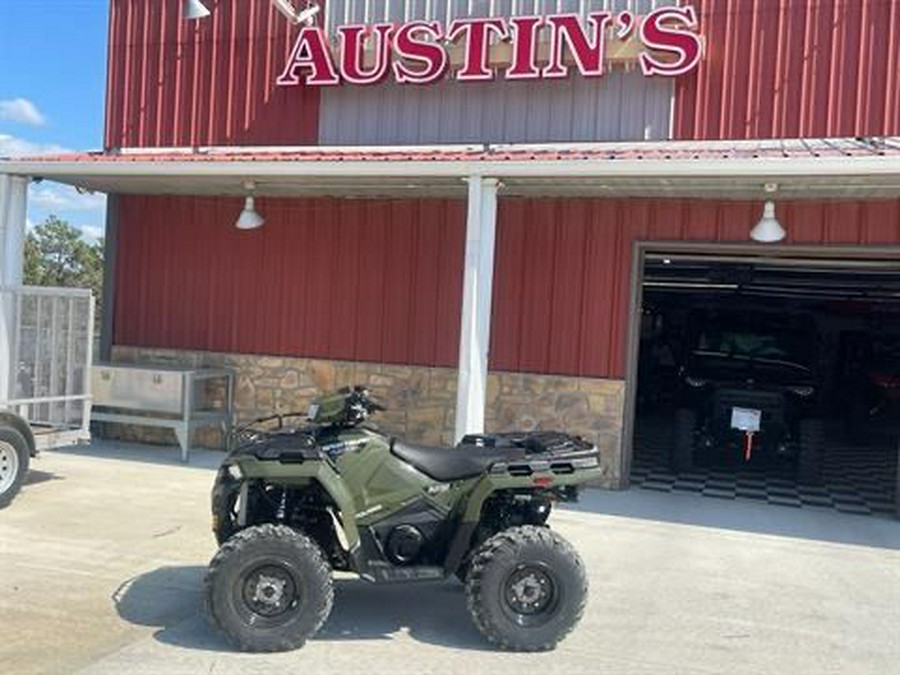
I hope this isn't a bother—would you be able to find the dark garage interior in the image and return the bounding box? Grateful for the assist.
[631,252,900,517]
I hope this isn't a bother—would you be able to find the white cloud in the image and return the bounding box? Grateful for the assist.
[30,183,106,212]
[0,133,68,158]
[77,224,106,242]
[0,98,46,127]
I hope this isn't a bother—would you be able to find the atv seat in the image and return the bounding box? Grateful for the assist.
[391,441,527,482]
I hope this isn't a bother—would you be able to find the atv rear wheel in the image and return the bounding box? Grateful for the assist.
[672,409,696,473]
[205,524,333,652]
[0,427,30,508]
[465,525,587,651]
[797,419,825,485]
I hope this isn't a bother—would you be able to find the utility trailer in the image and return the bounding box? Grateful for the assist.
[0,286,94,506]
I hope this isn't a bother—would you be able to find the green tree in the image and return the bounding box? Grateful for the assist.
[24,215,104,312]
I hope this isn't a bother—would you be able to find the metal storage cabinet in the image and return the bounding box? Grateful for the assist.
[91,364,234,462]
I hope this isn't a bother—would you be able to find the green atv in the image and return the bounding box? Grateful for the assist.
[206,387,601,652]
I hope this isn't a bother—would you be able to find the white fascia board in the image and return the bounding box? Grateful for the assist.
[2,156,900,182]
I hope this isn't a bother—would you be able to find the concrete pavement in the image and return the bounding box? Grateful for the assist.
[2,442,899,675]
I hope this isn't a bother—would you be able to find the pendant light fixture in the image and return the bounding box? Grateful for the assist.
[750,183,786,243]
[186,1,320,25]
[272,0,321,25]
[183,0,211,21]
[236,181,265,230]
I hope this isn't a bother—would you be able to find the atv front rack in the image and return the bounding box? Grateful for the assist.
[228,412,310,452]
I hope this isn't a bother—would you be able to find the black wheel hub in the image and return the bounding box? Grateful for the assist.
[503,564,558,623]
[241,565,299,618]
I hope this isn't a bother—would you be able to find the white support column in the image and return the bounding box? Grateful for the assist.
[454,176,499,442]
[0,174,29,403]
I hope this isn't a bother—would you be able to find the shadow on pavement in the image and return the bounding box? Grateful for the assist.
[23,469,63,487]
[114,565,488,653]
[565,488,900,550]
[52,440,224,471]
[319,578,488,650]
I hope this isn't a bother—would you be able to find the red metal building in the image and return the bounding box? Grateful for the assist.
[3,0,900,487]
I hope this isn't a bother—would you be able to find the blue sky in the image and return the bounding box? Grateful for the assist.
[0,1,110,240]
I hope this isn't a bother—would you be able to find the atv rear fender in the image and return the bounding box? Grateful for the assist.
[442,465,603,575]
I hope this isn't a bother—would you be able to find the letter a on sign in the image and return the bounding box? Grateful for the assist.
[277,27,340,86]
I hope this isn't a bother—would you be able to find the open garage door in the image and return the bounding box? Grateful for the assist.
[628,249,900,518]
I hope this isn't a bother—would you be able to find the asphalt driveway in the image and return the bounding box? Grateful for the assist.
[2,442,899,675]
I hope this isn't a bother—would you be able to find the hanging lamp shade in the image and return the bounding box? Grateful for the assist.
[184,0,211,20]
[236,195,265,230]
[750,200,786,243]
[272,0,321,25]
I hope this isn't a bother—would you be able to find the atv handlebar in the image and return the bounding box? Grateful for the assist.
[228,388,389,451]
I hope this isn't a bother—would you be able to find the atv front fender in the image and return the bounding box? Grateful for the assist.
[230,456,361,548]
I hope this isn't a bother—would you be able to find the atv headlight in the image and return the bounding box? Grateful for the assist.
[216,463,242,482]
[685,376,708,389]
[789,386,815,398]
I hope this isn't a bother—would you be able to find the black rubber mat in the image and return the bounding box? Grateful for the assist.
[631,416,898,517]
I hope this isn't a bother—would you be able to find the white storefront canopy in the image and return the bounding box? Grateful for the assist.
[3,137,900,439]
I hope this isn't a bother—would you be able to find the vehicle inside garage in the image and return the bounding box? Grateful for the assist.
[631,252,900,516]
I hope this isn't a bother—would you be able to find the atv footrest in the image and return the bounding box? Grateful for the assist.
[365,565,445,583]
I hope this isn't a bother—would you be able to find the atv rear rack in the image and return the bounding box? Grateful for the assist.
[489,454,600,477]
[461,431,594,456]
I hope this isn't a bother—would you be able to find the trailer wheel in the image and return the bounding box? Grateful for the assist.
[0,426,30,508]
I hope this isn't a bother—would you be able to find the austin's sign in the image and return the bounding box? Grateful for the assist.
[277,7,703,87]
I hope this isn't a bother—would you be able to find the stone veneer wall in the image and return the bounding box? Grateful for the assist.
[108,347,626,487]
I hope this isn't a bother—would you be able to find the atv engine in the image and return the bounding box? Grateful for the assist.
[369,500,448,566]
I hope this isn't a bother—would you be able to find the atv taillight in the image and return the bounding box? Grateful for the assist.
[532,476,554,487]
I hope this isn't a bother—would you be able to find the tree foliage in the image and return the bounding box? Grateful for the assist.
[24,215,104,306]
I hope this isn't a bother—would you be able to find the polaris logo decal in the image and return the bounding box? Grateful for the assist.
[356,504,384,519]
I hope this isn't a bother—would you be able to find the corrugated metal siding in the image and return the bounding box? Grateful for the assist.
[319,72,673,144]
[105,0,321,149]
[490,198,900,379]
[114,195,466,367]
[674,0,900,140]
[114,195,900,379]
[320,0,677,145]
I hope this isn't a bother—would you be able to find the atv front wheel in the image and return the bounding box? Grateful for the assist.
[205,524,333,652]
[0,427,30,508]
[466,525,587,651]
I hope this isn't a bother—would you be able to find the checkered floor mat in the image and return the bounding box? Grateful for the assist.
[631,416,898,517]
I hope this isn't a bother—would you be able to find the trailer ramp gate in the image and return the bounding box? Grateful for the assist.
[1,286,94,450]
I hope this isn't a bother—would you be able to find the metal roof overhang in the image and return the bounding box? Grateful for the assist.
[3,139,900,201]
